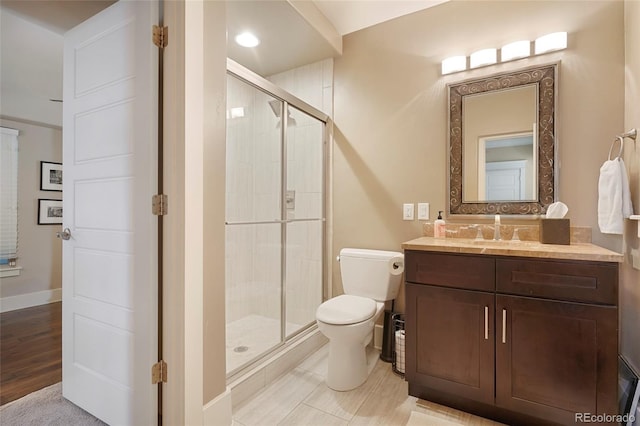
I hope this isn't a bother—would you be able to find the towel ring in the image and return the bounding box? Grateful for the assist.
[608,136,624,160]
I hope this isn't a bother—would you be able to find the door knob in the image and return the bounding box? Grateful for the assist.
[56,228,71,240]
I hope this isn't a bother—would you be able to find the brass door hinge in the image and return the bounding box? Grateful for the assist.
[152,360,167,384]
[153,25,168,48]
[152,194,168,216]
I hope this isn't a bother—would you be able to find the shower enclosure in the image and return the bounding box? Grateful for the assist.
[225,61,328,376]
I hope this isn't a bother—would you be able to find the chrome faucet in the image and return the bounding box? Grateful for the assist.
[493,215,501,241]
[471,224,484,240]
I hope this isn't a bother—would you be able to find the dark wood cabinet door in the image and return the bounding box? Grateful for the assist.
[496,295,618,425]
[406,283,495,404]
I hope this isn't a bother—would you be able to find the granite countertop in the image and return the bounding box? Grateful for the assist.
[401,236,624,263]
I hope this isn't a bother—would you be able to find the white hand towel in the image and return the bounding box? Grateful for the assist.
[598,158,634,234]
[620,158,634,219]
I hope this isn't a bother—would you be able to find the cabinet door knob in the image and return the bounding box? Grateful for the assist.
[502,309,507,344]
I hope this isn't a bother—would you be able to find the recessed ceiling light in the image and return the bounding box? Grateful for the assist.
[235,32,260,48]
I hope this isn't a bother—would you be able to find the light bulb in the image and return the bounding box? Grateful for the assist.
[470,48,497,69]
[535,32,567,54]
[441,56,466,75]
[501,40,531,61]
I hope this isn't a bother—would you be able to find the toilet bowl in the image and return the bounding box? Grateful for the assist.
[315,249,404,391]
[316,294,384,391]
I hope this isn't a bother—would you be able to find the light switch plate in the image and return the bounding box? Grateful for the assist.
[418,203,430,220]
[403,203,414,221]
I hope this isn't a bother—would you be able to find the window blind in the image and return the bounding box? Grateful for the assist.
[0,127,19,260]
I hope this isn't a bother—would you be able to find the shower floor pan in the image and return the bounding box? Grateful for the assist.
[226,314,303,373]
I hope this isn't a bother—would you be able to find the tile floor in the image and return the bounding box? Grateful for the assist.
[232,344,502,426]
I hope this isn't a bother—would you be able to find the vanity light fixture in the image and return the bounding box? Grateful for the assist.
[501,40,531,61]
[235,31,260,48]
[470,48,497,69]
[534,32,567,54]
[441,56,467,75]
[441,32,567,75]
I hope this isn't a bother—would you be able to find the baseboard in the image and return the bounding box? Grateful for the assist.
[0,288,62,313]
[203,386,232,426]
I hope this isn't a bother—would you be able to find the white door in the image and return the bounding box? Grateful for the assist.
[62,1,158,424]
[485,160,526,201]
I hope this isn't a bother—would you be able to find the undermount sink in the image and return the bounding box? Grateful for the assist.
[470,239,537,247]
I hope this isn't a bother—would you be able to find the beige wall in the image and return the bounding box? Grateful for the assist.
[333,0,625,313]
[622,0,640,373]
[0,11,63,127]
[163,0,228,422]
[202,0,228,406]
[0,118,62,301]
[163,0,187,422]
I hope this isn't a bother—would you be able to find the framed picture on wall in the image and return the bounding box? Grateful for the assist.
[38,199,63,225]
[40,161,63,191]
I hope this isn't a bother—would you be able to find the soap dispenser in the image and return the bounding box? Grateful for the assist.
[434,211,446,238]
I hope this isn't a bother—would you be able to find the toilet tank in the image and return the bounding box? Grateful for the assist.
[339,248,404,302]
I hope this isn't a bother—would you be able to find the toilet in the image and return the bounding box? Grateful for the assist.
[316,248,404,391]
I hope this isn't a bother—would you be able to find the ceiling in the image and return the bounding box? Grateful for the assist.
[227,1,339,76]
[1,0,445,36]
[0,0,116,34]
[227,0,447,76]
[0,0,446,126]
[314,0,446,36]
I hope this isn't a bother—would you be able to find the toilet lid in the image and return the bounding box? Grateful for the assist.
[316,295,377,325]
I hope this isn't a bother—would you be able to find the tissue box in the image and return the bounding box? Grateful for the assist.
[540,218,570,245]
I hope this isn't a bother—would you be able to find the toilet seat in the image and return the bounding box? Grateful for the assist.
[316,294,377,325]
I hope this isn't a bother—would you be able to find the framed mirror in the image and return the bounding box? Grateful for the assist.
[448,63,557,216]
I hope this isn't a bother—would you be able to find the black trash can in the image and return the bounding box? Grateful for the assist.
[380,309,395,362]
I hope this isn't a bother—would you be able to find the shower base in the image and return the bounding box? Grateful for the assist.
[226,314,303,373]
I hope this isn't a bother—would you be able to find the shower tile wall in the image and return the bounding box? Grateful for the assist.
[268,59,333,115]
[226,59,333,347]
[226,76,282,326]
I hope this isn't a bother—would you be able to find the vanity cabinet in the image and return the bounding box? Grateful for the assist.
[405,250,618,426]
[406,284,495,404]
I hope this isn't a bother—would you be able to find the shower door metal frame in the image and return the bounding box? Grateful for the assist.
[225,59,329,377]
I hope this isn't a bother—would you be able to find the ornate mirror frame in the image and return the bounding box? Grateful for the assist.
[448,63,558,216]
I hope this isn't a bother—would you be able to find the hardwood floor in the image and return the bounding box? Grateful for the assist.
[0,302,62,405]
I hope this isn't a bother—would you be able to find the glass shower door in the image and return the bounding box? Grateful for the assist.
[225,68,327,376]
[284,106,324,338]
[225,74,283,374]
